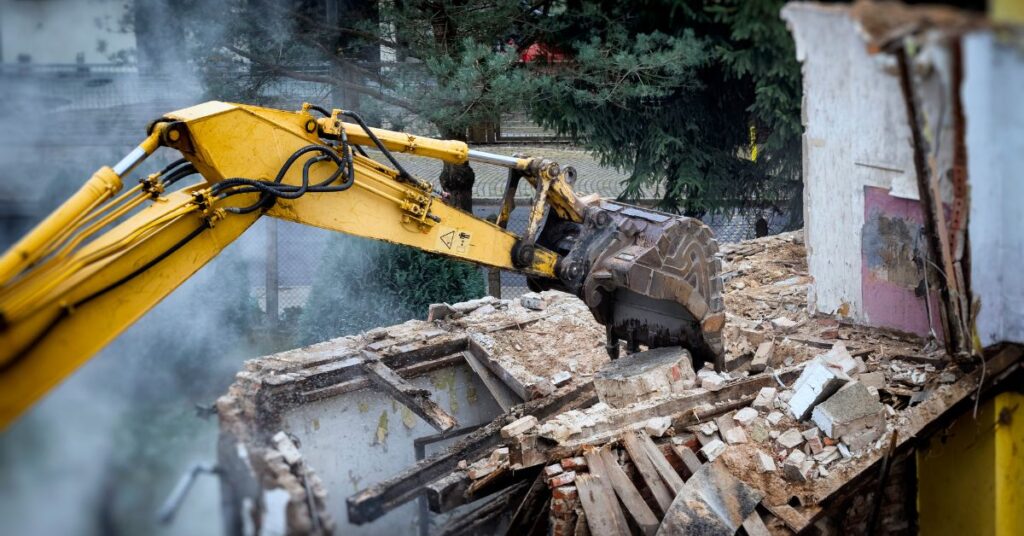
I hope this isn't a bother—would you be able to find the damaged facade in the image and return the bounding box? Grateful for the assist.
[212,2,1024,535]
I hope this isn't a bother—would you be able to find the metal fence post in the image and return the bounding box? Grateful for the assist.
[266,219,279,327]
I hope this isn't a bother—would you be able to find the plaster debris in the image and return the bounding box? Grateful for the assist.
[644,416,673,437]
[752,387,778,411]
[501,415,538,439]
[751,341,774,373]
[789,358,851,419]
[724,427,749,445]
[755,450,777,473]
[272,432,302,466]
[778,428,805,449]
[734,407,760,427]
[858,371,886,390]
[766,411,785,426]
[783,450,810,482]
[550,370,572,387]
[772,317,800,331]
[701,438,728,461]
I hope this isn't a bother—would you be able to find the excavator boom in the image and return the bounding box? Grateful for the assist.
[0,101,723,428]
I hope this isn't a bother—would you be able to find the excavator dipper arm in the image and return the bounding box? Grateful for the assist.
[0,101,723,428]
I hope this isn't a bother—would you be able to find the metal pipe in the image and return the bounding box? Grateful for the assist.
[467,149,522,169]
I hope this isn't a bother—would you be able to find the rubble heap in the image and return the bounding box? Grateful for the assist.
[217,230,1020,535]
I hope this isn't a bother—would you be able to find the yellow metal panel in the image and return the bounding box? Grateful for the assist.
[992,0,1024,25]
[995,392,1023,535]
[917,398,996,536]
[918,391,1024,536]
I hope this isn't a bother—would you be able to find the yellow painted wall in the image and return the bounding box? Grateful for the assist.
[918,392,1023,536]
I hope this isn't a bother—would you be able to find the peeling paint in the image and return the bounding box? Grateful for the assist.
[400,406,416,429]
[374,410,389,446]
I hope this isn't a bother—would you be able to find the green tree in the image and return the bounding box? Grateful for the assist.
[181,0,533,210]
[525,0,802,219]
[298,234,484,344]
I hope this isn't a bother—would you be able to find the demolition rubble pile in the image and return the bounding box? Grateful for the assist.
[218,230,1018,535]
[422,231,976,534]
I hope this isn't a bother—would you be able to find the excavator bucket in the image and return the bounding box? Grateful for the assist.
[533,200,726,371]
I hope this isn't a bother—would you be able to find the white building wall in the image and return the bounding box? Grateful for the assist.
[964,32,1024,346]
[782,4,917,323]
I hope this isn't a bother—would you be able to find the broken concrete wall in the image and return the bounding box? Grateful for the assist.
[783,3,953,337]
[964,30,1024,346]
[279,364,502,535]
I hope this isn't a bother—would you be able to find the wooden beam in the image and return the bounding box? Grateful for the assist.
[436,480,530,536]
[575,474,630,536]
[671,444,703,479]
[505,474,550,535]
[635,433,684,494]
[361,351,457,432]
[462,350,522,411]
[621,433,674,513]
[586,447,659,535]
[741,512,772,536]
[347,382,596,525]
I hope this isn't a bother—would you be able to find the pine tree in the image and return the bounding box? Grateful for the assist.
[525,0,802,219]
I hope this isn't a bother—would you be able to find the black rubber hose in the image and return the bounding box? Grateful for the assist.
[308,105,331,117]
[340,111,413,182]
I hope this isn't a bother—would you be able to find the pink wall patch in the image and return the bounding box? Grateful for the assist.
[861,186,944,338]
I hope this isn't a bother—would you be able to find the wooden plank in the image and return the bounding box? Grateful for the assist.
[620,433,674,513]
[436,480,530,536]
[581,448,626,532]
[505,474,549,536]
[575,475,629,536]
[741,512,772,536]
[671,445,703,478]
[636,433,684,494]
[462,350,523,411]
[361,351,456,432]
[589,447,659,535]
[347,382,596,525]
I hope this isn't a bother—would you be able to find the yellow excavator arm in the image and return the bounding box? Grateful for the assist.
[0,101,724,428]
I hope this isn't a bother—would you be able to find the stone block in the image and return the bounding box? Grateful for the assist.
[520,292,549,311]
[777,428,804,449]
[751,341,774,373]
[501,415,538,439]
[724,427,749,445]
[644,416,672,437]
[789,360,850,420]
[593,347,696,407]
[550,370,572,387]
[427,303,456,321]
[857,371,886,390]
[701,371,727,391]
[734,407,759,426]
[755,450,777,473]
[766,411,785,426]
[811,382,886,451]
[782,450,808,481]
